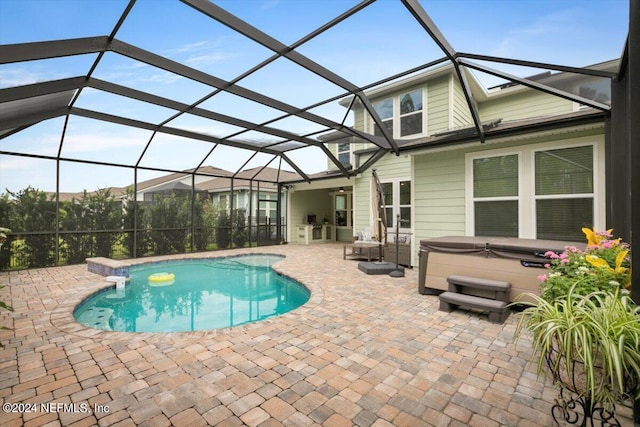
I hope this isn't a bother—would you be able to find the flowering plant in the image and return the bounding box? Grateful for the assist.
[538,228,631,302]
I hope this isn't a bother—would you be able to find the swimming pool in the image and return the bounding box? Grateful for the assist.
[74,255,310,333]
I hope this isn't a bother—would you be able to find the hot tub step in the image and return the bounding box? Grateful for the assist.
[439,291,510,324]
[446,275,511,303]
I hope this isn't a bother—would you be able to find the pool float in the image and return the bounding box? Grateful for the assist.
[148,272,175,286]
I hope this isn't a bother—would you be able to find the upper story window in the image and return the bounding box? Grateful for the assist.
[337,142,351,167]
[399,90,423,136]
[550,76,611,111]
[372,98,393,138]
[371,89,424,138]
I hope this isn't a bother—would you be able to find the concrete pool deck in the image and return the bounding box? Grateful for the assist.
[0,243,635,426]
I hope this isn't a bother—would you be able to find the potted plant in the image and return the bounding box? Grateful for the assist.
[514,228,640,424]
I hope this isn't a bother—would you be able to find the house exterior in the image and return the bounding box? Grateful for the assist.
[132,166,298,226]
[292,61,616,267]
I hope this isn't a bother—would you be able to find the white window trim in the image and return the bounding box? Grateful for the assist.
[367,88,427,139]
[337,142,352,167]
[333,191,353,228]
[465,148,524,237]
[465,138,605,238]
[529,141,605,236]
[380,177,412,233]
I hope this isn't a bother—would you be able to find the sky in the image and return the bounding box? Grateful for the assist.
[0,0,630,194]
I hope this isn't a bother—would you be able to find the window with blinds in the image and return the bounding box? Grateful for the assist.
[535,146,594,240]
[472,154,519,237]
[468,144,596,241]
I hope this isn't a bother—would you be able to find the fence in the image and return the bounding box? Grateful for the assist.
[0,223,287,271]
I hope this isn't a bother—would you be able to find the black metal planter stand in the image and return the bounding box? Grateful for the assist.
[545,349,636,427]
[551,387,621,427]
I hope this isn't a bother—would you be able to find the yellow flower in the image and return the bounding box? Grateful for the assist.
[585,250,630,289]
[582,227,614,247]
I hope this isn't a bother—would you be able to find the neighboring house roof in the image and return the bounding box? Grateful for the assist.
[45,167,298,201]
[198,167,301,192]
[46,187,127,202]
[136,165,233,192]
[54,192,82,202]
[146,180,197,193]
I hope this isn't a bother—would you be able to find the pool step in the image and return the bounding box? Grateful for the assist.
[76,307,113,330]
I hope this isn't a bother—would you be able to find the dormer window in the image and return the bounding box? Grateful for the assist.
[371,89,424,138]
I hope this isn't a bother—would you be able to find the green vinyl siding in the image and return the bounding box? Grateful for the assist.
[368,152,412,179]
[427,75,450,135]
[354,107,365,131]
[479,90,573,122]
[452,77,473,129]
[336,227,353,242]
[353,173,372,236]
[327,143,339,171]
[414,151,466,239]
[357,150,375,169]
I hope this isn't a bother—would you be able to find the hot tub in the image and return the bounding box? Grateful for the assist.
[418,236,584,302]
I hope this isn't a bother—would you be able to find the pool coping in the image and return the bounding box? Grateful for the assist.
[51,251,324,343]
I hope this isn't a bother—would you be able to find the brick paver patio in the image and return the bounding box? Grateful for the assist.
[0,244,634,426]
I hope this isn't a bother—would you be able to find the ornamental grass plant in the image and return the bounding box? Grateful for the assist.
[515,287,640,409]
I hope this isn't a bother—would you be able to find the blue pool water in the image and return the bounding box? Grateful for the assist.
[74,255,310,332]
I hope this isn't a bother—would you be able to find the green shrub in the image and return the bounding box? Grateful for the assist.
[9,187,57,268]
[215,209,231,249]
[232,209,247,248]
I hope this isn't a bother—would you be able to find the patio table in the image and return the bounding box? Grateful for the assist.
[343,241,383,262]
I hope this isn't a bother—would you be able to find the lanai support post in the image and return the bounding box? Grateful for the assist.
[629,0,640,423]
[610,0,639,422]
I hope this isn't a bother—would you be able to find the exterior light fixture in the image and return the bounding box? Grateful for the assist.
[339,187,345,193]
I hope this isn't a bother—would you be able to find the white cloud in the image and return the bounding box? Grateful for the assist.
[185,52,238,69]
[0,68,42,88]
[259,0,281,12]
[489,7,600,65]
[163,39,242,70]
